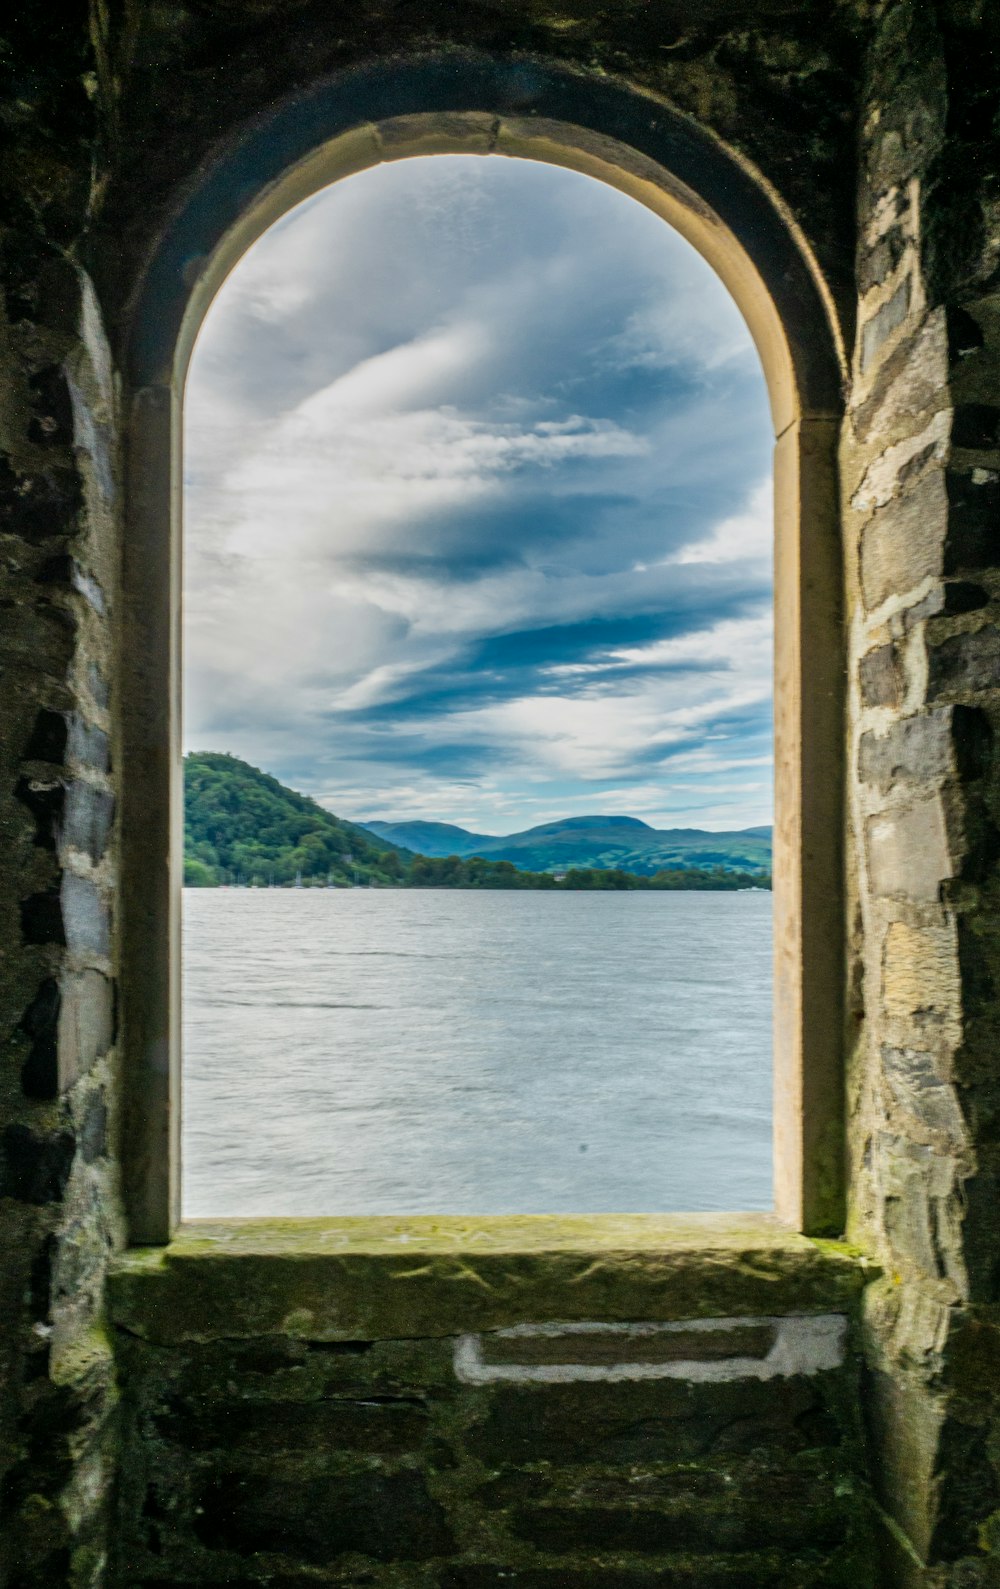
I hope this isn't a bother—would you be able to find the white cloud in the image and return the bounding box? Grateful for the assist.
[601,257,757,376]
[544,609,772,685]
[669,478,772,566]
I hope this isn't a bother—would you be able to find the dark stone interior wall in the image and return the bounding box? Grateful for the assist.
[1,9,123,1587]
[93,0,868,353]
[1,2,999,1586]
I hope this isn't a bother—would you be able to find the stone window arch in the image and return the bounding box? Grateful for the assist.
[119,56,846,1243]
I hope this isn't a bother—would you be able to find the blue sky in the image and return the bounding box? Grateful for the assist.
[184,155,773,833]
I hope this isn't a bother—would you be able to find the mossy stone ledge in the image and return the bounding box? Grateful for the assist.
[107,1213,870,1343]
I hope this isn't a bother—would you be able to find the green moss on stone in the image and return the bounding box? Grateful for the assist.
[108,1214,868,1343]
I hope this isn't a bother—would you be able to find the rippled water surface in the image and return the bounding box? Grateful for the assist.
[182,888,772,1216]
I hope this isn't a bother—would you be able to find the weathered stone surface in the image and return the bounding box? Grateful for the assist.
[60,871,111,960]
[57,967,114,1088]
[851,411,950,516]
[859,641,906,707]
[60,779,115,861]
[866,794,955,900]
[111,1294,867,1584]
[859,468,946,610]
[858,706,984,793]
[861,277,911,373]
[880,918,962,1050]
[881,1048,968,1154]
[67,713,110,772]
[509,1491,846,1554]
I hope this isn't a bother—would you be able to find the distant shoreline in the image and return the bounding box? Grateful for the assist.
[185,872,772,893]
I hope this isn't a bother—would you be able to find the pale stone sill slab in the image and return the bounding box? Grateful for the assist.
[108,1213,871,1344]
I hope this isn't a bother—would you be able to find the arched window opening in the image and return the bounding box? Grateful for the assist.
[180,154,775,1218]
[119,78,845,1244]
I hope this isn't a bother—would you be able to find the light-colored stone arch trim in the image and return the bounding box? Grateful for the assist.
[119,69,846,1244]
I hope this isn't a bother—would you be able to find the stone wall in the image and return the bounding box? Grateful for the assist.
[1,4,999,1588]
[0,10,124,1586]
[845,2,1000,1582]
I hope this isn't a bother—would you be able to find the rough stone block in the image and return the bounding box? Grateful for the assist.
[60,779,115,861]
[874,1133,963,1284]
[866,795,954,900]
[859,709,952,792]
[58,968,114,1088]
[860,643,906,708]
[853,310,950,448]
[61,873,110,959]
[928,626,1000,698]
[881,1047,967,1153]
[67,715,110,773]
[862,1367,945,1563]
[859,224,906,294]
[86,661,109,709]
[880,918,961,1050]
[859,469,946,609]
[861,277,911,373]
[79,1093,108,1163]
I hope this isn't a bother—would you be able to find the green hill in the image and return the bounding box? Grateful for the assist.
[363,813,772,876]
[184,752,411,887]
[184,754,770,891]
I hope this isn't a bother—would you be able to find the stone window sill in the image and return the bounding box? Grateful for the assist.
[108,1213,870,1344]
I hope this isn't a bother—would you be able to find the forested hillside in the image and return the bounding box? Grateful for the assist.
[184,753,409,887]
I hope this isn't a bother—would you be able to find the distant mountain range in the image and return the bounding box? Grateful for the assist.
[361,814,772,877]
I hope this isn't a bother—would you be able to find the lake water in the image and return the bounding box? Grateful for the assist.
[182,888,772,1216]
